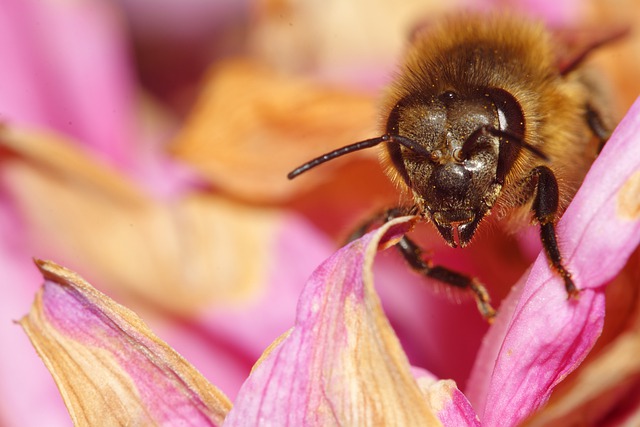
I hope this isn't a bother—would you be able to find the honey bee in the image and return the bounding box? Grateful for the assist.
[288,14,625,321]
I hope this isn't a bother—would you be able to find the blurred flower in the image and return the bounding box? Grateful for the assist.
[4,0,640,425]
[0,1,333,425]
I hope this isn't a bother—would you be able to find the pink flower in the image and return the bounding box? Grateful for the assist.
[19,97,640,425]
[5,0,640,425]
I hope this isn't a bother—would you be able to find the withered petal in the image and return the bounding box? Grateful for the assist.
[20,260,232,426]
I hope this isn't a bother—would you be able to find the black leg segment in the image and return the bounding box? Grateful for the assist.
[396,235,496,321]
[531,166,578,297]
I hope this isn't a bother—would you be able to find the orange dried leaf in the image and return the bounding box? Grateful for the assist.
[170,59,379,202]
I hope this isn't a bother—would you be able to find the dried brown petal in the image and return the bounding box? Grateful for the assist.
[1,126,277,314]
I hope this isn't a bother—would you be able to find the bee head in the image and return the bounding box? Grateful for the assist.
[287,88,539,248]
[384,88,527,247]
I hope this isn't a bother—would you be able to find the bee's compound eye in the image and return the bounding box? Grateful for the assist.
[486,88,525,139]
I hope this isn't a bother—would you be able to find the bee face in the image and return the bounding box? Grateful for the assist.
[384,88,524,247]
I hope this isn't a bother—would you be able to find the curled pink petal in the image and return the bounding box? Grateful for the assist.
[468,97,640,425]
[224,217,454,426]
[20,260,231,426]
[426,381,481,427]
[412,370,481,427]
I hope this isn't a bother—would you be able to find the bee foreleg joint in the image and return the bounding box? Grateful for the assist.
[396,235,497,322]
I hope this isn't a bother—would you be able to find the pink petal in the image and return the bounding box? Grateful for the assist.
[224,217,452,426]
[468,97,640,425]
[0,0,137,167]
[20,260,231,426]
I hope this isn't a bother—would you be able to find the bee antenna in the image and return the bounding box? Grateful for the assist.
[287,136,385,179]
[287,134,429,179]
[485,128,548,160]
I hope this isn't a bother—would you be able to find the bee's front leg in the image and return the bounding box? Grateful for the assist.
[396,235,497,322]
[530,165,578,297]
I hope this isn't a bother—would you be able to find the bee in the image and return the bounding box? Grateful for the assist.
[288,14,625,321]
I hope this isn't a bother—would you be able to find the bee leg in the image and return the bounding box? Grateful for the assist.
[345,206,413,243]
[586,103,610,152]
[396,235,496,322]
[530,166,578,297]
